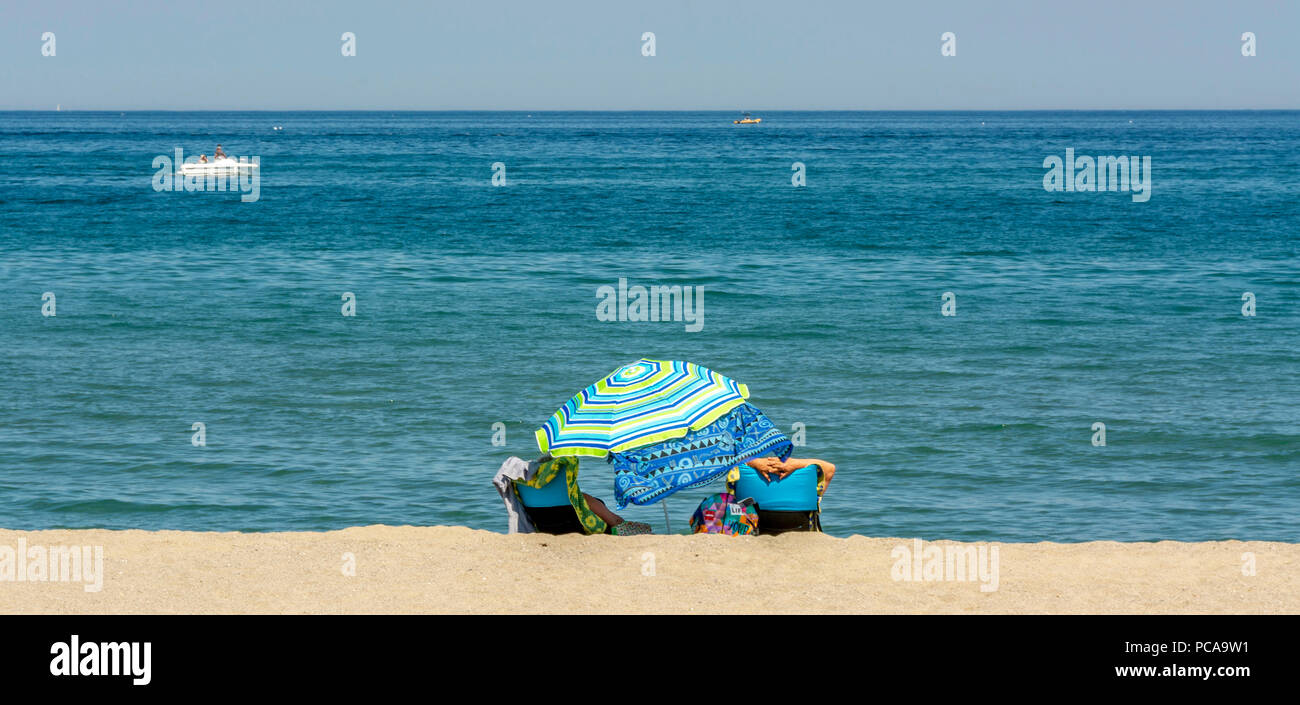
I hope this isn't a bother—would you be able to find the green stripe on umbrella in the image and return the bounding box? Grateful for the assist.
[535,359,751,458]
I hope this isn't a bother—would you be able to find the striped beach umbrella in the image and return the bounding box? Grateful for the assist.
[535,359,752,458]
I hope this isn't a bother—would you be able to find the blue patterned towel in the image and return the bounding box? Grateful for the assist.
[610,402,792,508]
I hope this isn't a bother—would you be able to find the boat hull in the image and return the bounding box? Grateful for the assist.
[179,159,258,175]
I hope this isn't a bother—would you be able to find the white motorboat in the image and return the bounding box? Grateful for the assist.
[179,157,259,176]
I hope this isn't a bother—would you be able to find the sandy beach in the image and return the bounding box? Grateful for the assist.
[1,526,1296,614]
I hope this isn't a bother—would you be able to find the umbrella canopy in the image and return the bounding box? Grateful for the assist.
[609,400,792,508]
[535,359,752,458]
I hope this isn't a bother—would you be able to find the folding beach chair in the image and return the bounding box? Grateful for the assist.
[512,456,608,535]
[727,463,825,535]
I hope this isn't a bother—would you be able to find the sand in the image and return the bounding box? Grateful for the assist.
[1,526,1295,614]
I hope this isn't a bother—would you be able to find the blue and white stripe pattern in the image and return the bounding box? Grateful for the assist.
[535,359,752,458]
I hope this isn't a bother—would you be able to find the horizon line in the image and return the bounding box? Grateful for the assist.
[6,108,1300,113]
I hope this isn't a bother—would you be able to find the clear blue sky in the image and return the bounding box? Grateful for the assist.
[3,0,1296,110]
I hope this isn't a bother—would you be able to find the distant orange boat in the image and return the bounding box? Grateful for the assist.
[733,112,762,124]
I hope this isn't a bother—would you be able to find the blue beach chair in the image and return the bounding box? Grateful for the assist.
[727,463,825,535]
[510,456,613,535]
[514,467,596,535]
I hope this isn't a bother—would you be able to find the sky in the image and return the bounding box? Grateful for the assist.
[2,0,1297,110]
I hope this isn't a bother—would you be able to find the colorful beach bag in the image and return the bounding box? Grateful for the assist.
[689,493,759,536]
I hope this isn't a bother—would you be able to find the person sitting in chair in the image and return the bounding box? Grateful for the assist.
[495,455,652,536]
[728,456,836,535]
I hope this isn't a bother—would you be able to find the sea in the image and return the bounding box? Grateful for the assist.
[1,110,1297,541]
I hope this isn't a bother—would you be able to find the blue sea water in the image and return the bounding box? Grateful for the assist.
[1,110,1297,541]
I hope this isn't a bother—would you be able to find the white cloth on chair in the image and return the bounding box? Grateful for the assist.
[492,455,544,534]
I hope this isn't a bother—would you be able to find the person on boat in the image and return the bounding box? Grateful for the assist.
[198,154,208,163]
[214,144,227,159]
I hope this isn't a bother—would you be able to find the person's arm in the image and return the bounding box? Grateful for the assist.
[780,458,835,487]
[813,460,835,488]
[746,456,784,480]
[582,493,624,527]
[749,456,804,480]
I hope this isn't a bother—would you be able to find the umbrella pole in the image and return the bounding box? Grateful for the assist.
[662,500,671,534]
